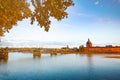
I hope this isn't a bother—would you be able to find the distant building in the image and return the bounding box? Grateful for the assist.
[67,45,69,49]
[61,45,69,50]
[106,45,112,47]
[86,38,92,47]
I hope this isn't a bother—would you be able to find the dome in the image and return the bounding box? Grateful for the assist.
[86,38,92,47]
[86,38,91,44]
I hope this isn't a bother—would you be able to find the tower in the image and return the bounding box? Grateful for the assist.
[86,38,92,48]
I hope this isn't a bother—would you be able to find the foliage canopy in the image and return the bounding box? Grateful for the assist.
[0,0,74,36]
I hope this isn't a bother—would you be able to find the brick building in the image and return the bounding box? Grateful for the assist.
[86,38,92,47]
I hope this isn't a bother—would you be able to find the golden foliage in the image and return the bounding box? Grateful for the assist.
[0,0,31,36]
[0,0,74,36]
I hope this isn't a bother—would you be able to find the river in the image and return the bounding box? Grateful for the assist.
[0,52,120,80]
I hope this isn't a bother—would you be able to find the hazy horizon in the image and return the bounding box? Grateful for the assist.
[0,38,120,48]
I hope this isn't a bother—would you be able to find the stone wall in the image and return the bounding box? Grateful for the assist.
[83,47,120,53]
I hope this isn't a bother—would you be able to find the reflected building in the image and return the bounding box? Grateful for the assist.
[87,54,94,80]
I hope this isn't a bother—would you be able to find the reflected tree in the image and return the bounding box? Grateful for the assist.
[0,0,74,36]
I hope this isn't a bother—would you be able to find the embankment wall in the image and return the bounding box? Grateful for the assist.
[83,47,120,53]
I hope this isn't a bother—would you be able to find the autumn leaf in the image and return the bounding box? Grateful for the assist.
[0,0,74,36]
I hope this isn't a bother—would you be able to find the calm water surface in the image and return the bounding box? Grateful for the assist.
[0,52,120,80]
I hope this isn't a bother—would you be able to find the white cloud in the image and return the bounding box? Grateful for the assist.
[78,13,87,16]
[78,13,91,17]
[94,1,99,5]
[97,18,112,23]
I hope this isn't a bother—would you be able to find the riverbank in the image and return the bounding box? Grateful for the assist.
[82,47,120,53]
[104,55,120,58]
[1,47,120,54]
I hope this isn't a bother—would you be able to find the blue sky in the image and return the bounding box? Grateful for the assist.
[2,0,120,47]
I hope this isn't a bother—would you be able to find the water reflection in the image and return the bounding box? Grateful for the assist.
[0,59,9,79]
[87,54,94,80]
[0,58,8,63]
[0,52,120,80]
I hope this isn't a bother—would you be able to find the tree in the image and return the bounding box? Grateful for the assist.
[0,0,74,36]
[0,0,32,36]
[79,45,85,52]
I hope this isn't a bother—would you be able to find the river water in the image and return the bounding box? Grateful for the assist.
[0,52,120,80]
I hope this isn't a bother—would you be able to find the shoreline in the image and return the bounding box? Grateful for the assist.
[104,55,120,58]
[1,47,120,54]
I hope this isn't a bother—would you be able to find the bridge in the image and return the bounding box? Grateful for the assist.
[0,47,8,62]
[1,47,120,60]
[0,47,71,59]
